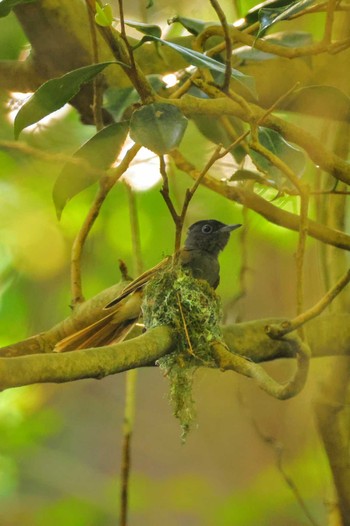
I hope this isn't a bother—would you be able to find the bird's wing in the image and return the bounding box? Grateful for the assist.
[54,291,142,352]
[105,255,172,308]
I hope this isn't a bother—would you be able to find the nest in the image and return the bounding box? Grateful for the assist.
[142,264,224,439]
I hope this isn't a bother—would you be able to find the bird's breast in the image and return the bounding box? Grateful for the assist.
[180,249,220,289]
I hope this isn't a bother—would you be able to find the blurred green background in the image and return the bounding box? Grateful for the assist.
[0,0,335,525]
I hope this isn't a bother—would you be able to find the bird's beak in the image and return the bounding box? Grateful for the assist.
[219,223,242,232]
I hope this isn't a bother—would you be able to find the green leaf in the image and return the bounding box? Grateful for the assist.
[285,85,350,122]
[95,3,113,27]
[53,122,129,218]
[168,16,217,36]
[0,0,36,17]
[130,103,187,154]
[133,35,256,96]
[230,169,271,185]
[104,75,165,120]
[124,19,162,38]
[250,127,306,187]
[14,62,123,138]
[258,0,316,35]
[244,0,297,27]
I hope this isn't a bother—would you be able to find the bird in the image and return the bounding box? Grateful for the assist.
[54,220,241,352]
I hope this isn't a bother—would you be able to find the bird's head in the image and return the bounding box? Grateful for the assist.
[184,220,241,255]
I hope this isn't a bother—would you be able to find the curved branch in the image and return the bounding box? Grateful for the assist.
[167,92,350,186]
[170,150,350,251]
[211,333,310,400]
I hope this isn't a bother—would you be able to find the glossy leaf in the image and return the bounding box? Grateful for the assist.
[133,35,256,95]
[168,16,217,36]
[14,62,122,138]
[124,19,162,38]
[243,0,296,27]
[53,122,129,218]
[95,3,113,27]
[250,127,306,187]
[130,103,187,154]
[258,0,316,35]
[0,0,36,17]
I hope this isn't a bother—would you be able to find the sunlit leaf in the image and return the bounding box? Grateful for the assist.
[285,85,350,121]
[14,62,124,138]
[53,122,129,218]
[124,19,161,38]
[130,103,187,154]
[258,0,316,35]
[95,3,113,27]
[0,0,36,17]
[133,35,256,95]
[244,0,297,27]
[168,15,217,36]
[250,127,306,187]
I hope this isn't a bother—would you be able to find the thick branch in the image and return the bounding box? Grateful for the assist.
[167,93,350,186]
[1,314,350,391]
[0,327,177,390]
[0,60,43,91]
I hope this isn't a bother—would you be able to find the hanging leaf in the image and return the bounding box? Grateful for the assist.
[250,127,306,187]
[258,0,316,36]
[124,19,162,38]
[242,0,294,26]
[53,122,129,219]
[104,75,165,121]
[130,103,187,154]
[168,16,217,36]
[14,62,124,138]
[95,3,113,27]
[133,35,256,96]
[0,0,36,17]
[230,169,272,185]
[285,85,350,122]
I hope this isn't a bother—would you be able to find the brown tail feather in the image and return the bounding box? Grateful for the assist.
[55,292,142,352]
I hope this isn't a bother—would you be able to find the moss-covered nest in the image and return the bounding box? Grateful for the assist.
[142,264,225,439]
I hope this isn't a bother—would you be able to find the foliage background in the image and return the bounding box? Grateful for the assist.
[0,0,344,524]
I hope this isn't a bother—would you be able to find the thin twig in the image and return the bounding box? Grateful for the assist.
[209,0,233,92]
[119,182,143,526]
[176,292,195,356]
[70,144,141,306]
[266,268,350,338]
[322,0,337,45]
[252,423,321,526]
[295,188,310,339]
[86,1,104,131]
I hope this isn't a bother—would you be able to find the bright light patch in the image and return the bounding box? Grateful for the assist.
[162,73,178,88]
[117,137,161,191]
[233,18,246,28]
[7,92,71,132]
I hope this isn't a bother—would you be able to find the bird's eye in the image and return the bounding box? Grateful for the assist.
[201,224,213,234]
